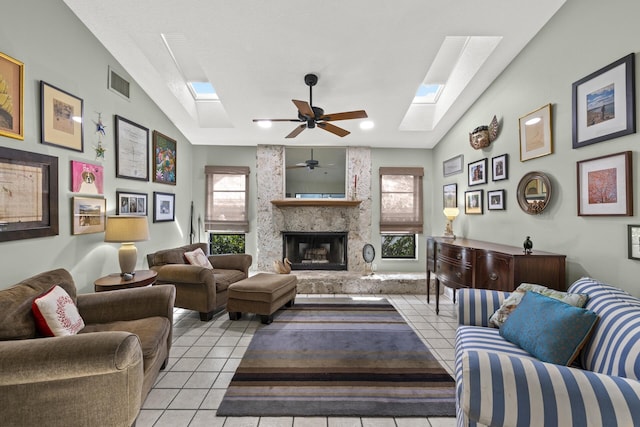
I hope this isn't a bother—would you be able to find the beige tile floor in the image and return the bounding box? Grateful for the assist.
[136,293,458,427]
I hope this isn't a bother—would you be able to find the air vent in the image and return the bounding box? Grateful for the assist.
[108,66,130,100]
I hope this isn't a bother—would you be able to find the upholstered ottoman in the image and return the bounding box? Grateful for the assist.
[227,273,297,324]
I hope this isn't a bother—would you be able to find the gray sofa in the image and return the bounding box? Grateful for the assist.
[0,268,175,427]
[455,277,640,426]
[147,243,252,320]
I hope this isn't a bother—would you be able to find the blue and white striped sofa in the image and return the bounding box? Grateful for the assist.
[454,277,640,427]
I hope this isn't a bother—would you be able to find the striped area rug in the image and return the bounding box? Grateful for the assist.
[217,298,456,417]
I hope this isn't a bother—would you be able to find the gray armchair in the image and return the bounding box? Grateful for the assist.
[147,243,252,320]
[0,268,175,427]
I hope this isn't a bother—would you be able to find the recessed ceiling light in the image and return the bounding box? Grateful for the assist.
[256,120,272,128]
[360,120,374,130]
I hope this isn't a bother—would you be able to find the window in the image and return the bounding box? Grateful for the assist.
[205,166,249,232]
[381,234,417,259]
[209,233,245,255]
[379,167,424,234]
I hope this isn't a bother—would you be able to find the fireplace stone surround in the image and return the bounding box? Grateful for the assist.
[256,145,371,273]
[255,145,426,294]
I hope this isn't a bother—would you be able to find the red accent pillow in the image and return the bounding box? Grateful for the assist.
[32,285,85,336]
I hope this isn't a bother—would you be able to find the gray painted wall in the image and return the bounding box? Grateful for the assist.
[432,0,640,295]
[0,0,194,292]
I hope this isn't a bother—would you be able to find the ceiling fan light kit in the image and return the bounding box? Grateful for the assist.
[253,73,368,138]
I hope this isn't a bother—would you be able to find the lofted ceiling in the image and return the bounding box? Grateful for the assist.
[63,0,566,149]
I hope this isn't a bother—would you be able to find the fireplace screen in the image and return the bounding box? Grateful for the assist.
[282,231,347,270]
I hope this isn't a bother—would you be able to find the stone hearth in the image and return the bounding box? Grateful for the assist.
[292,271,427,294]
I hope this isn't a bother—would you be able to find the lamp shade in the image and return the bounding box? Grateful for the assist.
[105,216,150,243]
[443,207,460,219]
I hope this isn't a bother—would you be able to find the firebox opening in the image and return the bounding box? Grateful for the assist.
[282,231,348,271]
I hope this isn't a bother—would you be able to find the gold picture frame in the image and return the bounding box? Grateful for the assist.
[519,103,553,162]
[0,52,24,140]
[41,81,84,152]
[72,196,106,235]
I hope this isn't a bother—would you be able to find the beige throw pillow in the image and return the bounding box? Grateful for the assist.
[184,247,213,269]
[489,283,588,328]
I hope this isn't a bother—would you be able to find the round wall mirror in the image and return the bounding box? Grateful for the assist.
[517,171,552,215]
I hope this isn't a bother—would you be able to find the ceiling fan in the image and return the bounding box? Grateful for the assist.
[253,73,368,138]
[286,149,327,171]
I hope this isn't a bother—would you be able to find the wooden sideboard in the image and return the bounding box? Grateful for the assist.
[427,237,566,314]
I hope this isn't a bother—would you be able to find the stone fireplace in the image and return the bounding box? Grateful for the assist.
[256,145,372,273]
[282,231,348,270]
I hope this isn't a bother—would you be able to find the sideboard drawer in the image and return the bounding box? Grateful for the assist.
[475,251,513,291]
[436,260,473,287]
[437,244,472,265]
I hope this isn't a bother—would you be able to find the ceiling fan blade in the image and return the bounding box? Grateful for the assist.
[292,99,314,118]
[252,118,301,122]
[317,122,350,137]
[285,124,307,138]
[319,110,368,121]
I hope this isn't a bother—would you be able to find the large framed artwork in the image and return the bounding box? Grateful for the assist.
[577,151,632,216]
[40,81,84,152]
[519,104,552,161]
[153,192,175,223]
[152,130,177,185]
[0,52,24,140]
[115,115,149,181]
[0,147,58,242]
[116,191,147,216]
[72,196,106,235]
[572,53,635,149]
[71,160,103,194]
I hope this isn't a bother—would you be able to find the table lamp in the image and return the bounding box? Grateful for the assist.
[105,216,150,276]
[443,207,459,239]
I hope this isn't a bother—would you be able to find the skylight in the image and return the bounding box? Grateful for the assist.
[413,83,444,104]
[188,81,218,100]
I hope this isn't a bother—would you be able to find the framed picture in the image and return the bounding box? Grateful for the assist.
[468,158,487,186]
[464,190,483,215]
[116,191,147,216]
[572,53,635,149]
[487,190,505,211]
[577,151,632,216]
[72,196,106,235]
[0,52,24,140]
[443,154,464,177]
[152,130,177,185]
[519,104,552,161]
[0,147,59,242]
[628,225,640,260]
[40,81,84,152]
[491,154,508,181]
[115,115,149,181]
[443,183,457,208]
[71,160,103,194]
[153,191,175,222]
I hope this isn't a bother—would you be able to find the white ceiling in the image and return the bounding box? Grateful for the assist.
[63,0,566,149]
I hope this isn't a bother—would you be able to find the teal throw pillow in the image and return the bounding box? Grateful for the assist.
[499,291,599,366]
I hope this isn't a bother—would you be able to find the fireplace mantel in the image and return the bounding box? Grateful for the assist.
[271,199,362,207]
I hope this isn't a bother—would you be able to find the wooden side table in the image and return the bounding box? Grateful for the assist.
[94,270,158,292]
